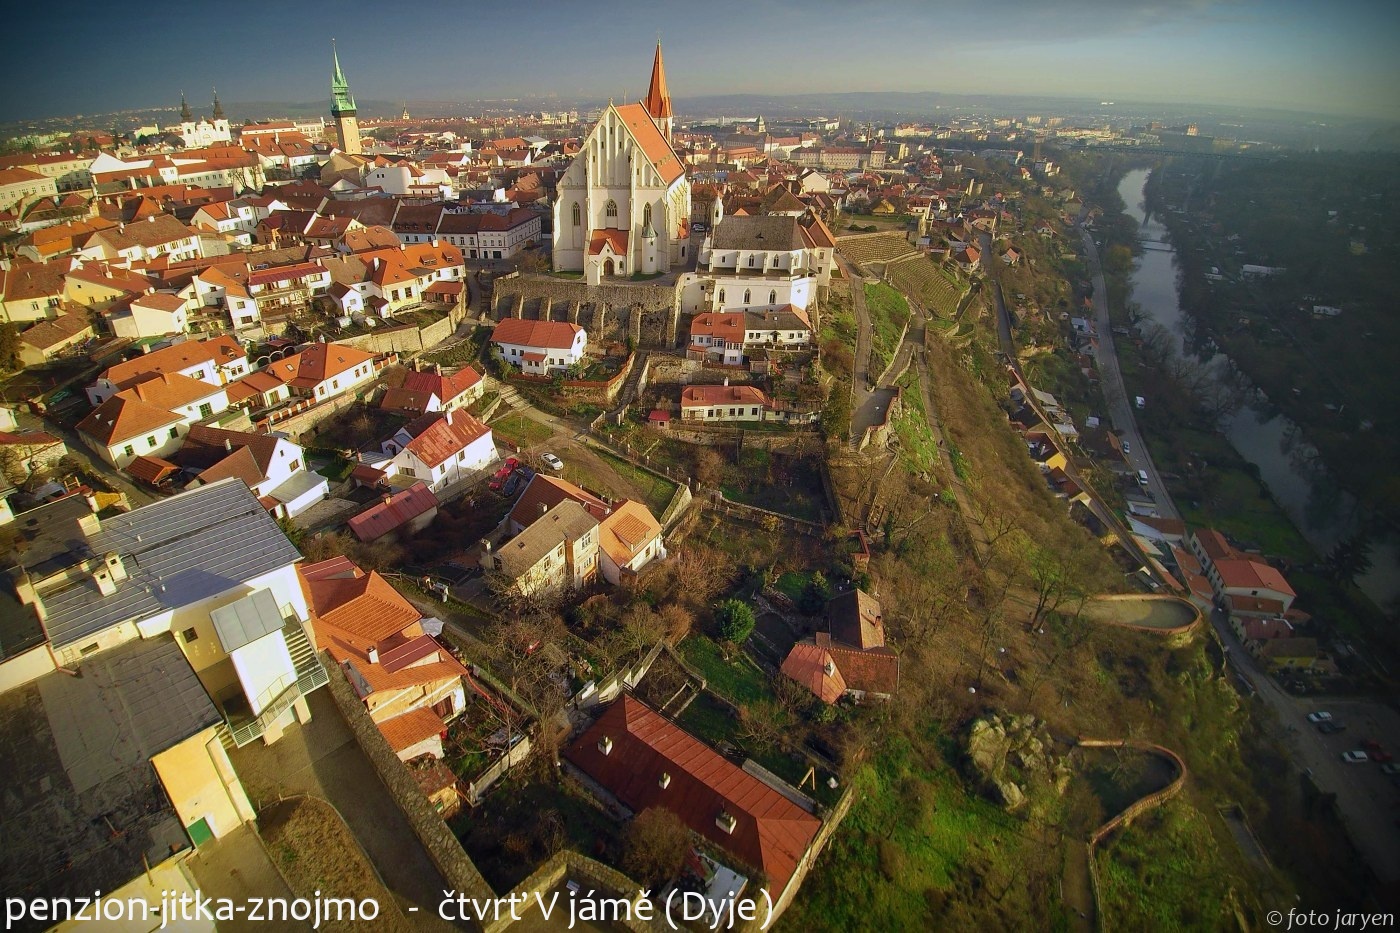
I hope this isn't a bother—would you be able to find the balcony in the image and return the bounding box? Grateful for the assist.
[221,619,329,748]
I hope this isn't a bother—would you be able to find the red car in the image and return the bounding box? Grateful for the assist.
[1361,739,1383,752]
[487,457,521,490]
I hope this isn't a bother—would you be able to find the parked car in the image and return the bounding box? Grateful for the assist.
[1379,762,1400,776]
[541,452,564,471]
[1371,749,1394,763]
[1317,721,1346,735]
[1306,711,1333,723]
[1340,750,1369,764]
[488,456,522,490]
[1361,738,1383,752]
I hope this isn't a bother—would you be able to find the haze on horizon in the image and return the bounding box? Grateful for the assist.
[6,0,1398,124]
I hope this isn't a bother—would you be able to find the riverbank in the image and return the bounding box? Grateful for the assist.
[1099,168,1395,665]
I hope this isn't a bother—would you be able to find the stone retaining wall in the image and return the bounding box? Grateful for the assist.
[492,274,679,348]
[322,654,496,910]
[333,304,466,356]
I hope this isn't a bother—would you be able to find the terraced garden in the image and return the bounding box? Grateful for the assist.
[886,255,967,318]
[836,232,917,266]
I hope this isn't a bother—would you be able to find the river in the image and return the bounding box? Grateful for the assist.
[1118,168,1399,609]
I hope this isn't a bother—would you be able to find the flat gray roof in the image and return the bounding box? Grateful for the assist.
[40,477,303,649]
[0,635,215,919]
[710,215,804,252]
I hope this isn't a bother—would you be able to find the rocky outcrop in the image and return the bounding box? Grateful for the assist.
[966,712,1071,811]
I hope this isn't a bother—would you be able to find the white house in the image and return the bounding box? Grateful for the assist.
[176,425,328,519]
[681,214,832,315]
[110,292,190,341]
[597,499,666,585]
[491,318,587,375]
[679,384,771,423]
[87,215,203,268]
[88,335,248,404]
[262,342,378,403]
[382,409,496,493]
[76,372,232,468]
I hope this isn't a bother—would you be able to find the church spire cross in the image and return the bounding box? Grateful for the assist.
[212,86,224,120]
[180,91,192,123]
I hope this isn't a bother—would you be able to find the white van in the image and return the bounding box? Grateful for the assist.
[1137,470,1150,487]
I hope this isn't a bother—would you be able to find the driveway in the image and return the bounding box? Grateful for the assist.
[185,825,303,933]
[226,689,460,928]
[835,255,876,446]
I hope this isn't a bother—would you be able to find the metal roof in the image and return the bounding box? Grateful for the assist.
[210,588,285,653]
[41,478,303,649]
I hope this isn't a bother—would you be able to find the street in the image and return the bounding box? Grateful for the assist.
[1078,227,1179,521]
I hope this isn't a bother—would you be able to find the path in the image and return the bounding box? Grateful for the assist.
[836,254,877,447]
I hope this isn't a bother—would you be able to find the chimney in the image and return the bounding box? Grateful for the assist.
[93,566,117,597]
[76,512,101,539]
[598,735,613,756]
[224,437,233,451]
[367,645,379,664]
[383,494,393,506]
[104,552,128,584]
[823,658,836,677]
[658,772,671,789]
[539,502,548,516]
[715,810,737,835]
[723,376,730,387]
[148,215,156,222]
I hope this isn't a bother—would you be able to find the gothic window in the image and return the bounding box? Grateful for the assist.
[718,289,726,304]
[743,289,751,305]
[769,290,777,305]
[572,203,581,226]
[605,200,618,219]
[642,204,652,227]
[747,255,755,267]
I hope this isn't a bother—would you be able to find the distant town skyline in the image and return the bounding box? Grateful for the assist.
[6,0,1398,124]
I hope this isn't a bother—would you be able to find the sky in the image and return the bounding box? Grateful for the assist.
[6,0,1400,123]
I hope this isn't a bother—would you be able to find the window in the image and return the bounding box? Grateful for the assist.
[769,290,777,305]
[642,203,652,227]
[743,289,751,305]
[748,254,755,267]
[403,467,416,477]
[572,202,580,226]
[169,427,179,440]
[332,379,340,390]
[181,627,198,643]
[146,435,157,447]
[123,444,134,458]
[605,200,617,219]
[289,460,300,471]
[717,289,725,304]
[198,402,213,418]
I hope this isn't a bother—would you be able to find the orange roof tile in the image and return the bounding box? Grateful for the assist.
[614,103,683,185]
[376,707,445,753]
[597,499,662,569]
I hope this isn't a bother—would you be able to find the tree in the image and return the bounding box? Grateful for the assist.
[0,323,21,372]
[693,448,724,488]
[799,571,832,614]
[1327,533,1373,586]
[621,807,691,888]
[715,599,756,645]
[672,546,730,604]
[658,603,694,642]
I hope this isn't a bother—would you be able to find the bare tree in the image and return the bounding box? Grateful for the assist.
[621,808,691,888]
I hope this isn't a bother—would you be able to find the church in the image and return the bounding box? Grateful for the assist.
[552,44,692,284]
[176,91,231,148]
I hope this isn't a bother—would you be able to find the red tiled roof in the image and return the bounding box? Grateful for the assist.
[597,499,662,569]
[76,393,183,445]
[265,341,375,389]
[376,707,446,753]
[491,317,584,351]
[814,635,900,696]
[828,589,884,650]
[615,103,683,185]
[402,409,492,469]
[587,229,629,256]
[780,642,846,704]
[690,313,745,343]
[1193,528,1237,563]
[510,473,610,529]
[126,454,179,485]
[300,555,422,642]
[680,384,770,408]
[402,365,480,404]
[348,481,439,542]
[564,696,820,893]
[100,335,243,389]
[1214,558,1295,598]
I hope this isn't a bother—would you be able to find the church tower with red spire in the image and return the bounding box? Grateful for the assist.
[644,42,673,144]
